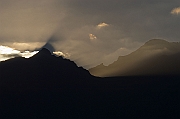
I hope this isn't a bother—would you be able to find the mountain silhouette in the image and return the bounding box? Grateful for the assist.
[0,47,180,118]
[0,48,91,79]
[41,42,55,54]
[89,39,180,77]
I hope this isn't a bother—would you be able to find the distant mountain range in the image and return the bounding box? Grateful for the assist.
[89,39,180,77]
[0,46,179,118]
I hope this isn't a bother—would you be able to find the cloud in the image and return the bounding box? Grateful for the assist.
[171,7,180,15]
[21,51,39,58]
[1,53,21,58]
[53,51,70,58]
[97,22,109,29]
[1,0,180,68]
[0,46,20,55]
[0,45,39,61]
[89,34,97,40]
[11,42,44,51]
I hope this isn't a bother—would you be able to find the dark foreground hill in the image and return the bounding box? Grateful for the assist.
[0,48,180,118]
[89,39,180,77]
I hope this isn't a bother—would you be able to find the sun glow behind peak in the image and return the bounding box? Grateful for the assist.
[0,46,20,55]
[0,45,39,61]
[21,51,39,58]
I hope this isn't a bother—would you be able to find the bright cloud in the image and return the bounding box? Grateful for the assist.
[89,34,97,40]
[0,46,20,55]
[171,7,180,15]
[53,51,70,58]
[97,22,109,29]
[12,42,44,51]
[21,51,39,58]
[1,0,180,68]
[0,45,39,61]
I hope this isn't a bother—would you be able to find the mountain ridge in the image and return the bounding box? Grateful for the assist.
[89,39,180,77]
[0,45,180,118]
[0,48,92,81]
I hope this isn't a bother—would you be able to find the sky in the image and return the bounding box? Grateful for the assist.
[0,0,180,68]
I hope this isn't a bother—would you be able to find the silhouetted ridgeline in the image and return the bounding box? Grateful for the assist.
[0,48,180,118]
[89,39,180,77]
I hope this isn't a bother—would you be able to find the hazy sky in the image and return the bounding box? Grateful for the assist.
[0,0,180,68]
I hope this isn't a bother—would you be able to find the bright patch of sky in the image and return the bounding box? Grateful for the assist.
[0,45,71,61]
[0,45,39,61]
[0,46,20,55]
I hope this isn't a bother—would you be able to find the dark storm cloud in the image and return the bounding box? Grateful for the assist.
[1,0,180,68]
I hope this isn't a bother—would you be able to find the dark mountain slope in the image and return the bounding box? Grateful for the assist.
[0,48,95,103]
[0,48,179,118]
[0,48,91,80]
[89,39,180,77]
